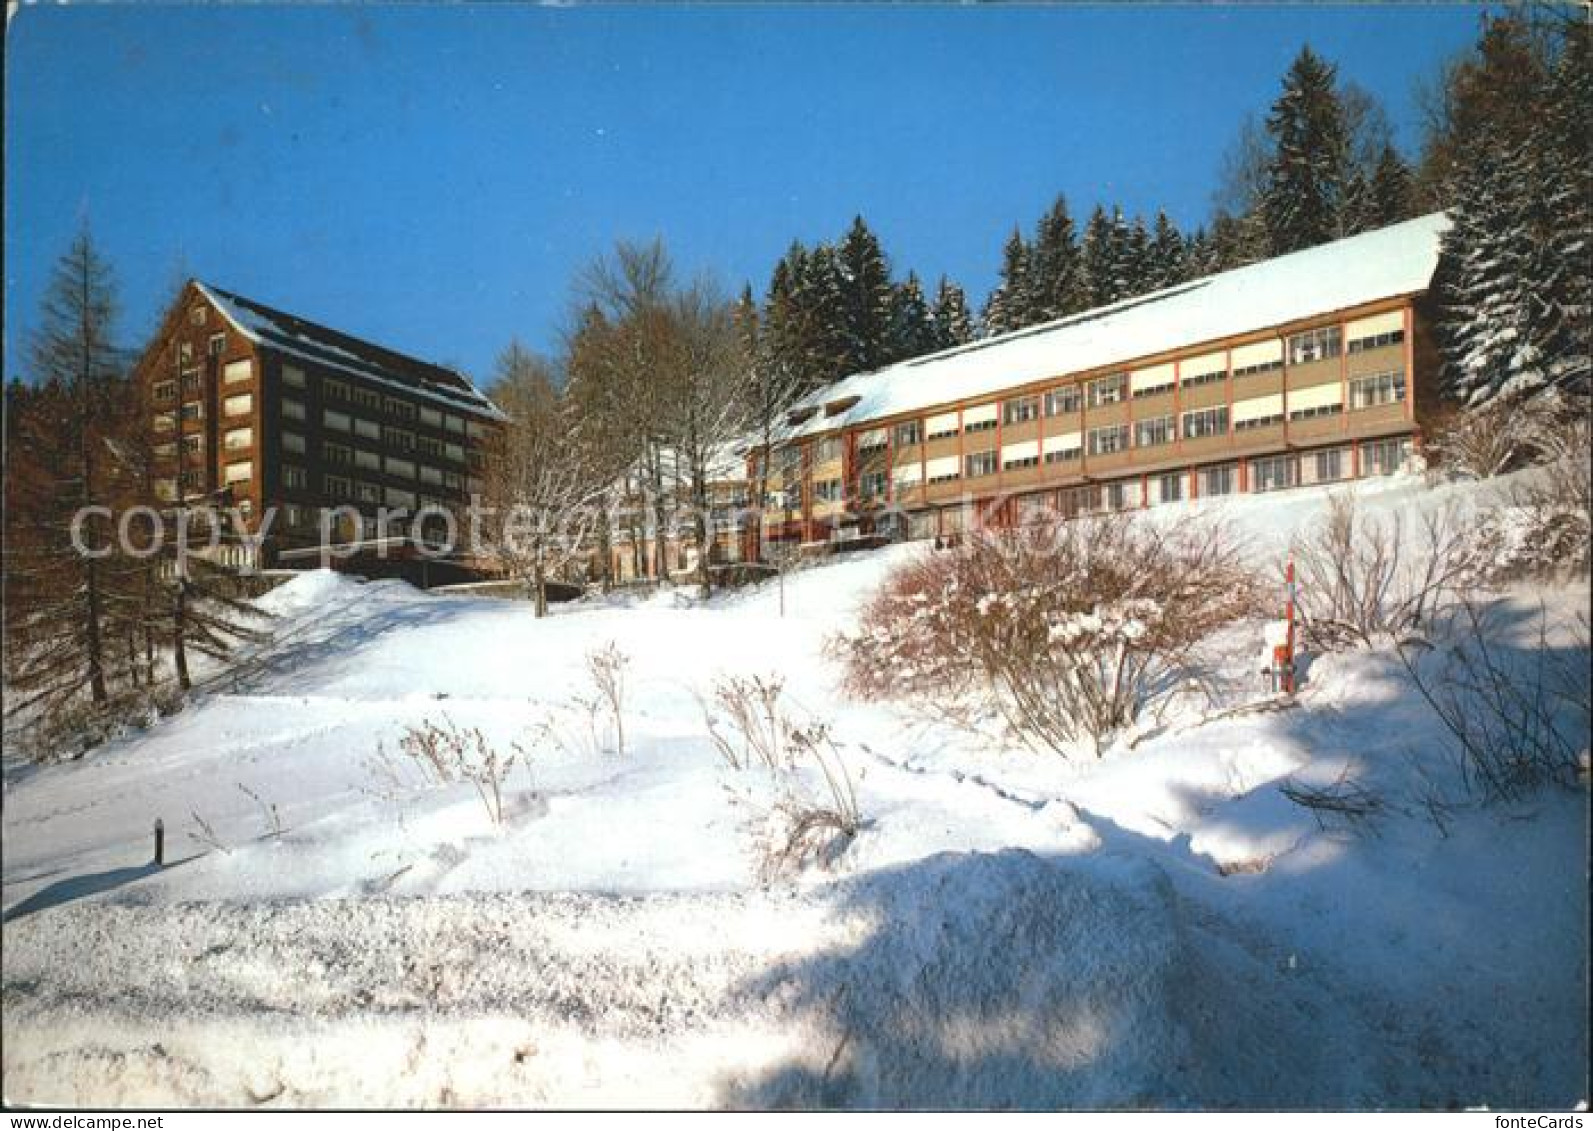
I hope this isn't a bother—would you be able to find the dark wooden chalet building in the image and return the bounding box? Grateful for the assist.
[132,281,504,581]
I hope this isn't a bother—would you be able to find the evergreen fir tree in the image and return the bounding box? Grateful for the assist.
[1029,194,1086,321]
[837,215,894,373]
[982,228,1033,337]
[885,271,938,362]
[1148,211,1186,290]
[1365,144,1414,229]
[1080,205,1119,308]
[931,275,976,349]
[1120,214,1154,299]
[1261,46,1351,254]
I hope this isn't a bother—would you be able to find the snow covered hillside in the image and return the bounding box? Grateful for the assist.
[3,473,1587,1108]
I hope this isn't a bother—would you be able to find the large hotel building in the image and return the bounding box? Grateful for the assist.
[133,281,504,573]
[759,213,1449,548]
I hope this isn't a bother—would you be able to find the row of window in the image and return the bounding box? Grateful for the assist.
[862,358,1404,461]
[318,441,463,489]
[908,439,1413,537]
[317,409,469,462]
[319,475,464,512]
[814,371,1407,482]
[321,373,487,438]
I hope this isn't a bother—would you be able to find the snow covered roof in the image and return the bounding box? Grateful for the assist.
[194,281,505,420]
[782,213,1450,440]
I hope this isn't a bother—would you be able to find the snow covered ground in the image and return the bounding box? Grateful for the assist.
[3,472,1587,1108]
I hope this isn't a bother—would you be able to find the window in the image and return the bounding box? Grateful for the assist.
[1087,423,1129,456]
[965,450,998,478]
[1287,326,1342,366]
[181,401,204,422]
[466,420,488,439]
[181,368,202,394]
[209,333,227,357]
[282,365,306,389]
[812,478,843,503]
[443,470,464,491]
[894,420,923,447]
[419,465,444,487]
[444,441,465,463]
[419,406,443,428]
[324,379,352,402]
[323,409,351,432]
[962,406,998,433]
[859,470,887,499]
[182,434,204,455]
[323,474,352,498]
[355,418,381,441]
[223,461,252,485]
[1131,368,1176,399]
[224,393,252,417]
[1361,437,1412,476]
[1103,481,1134,511]
[1087,373,1128,408]
[1348,328,1404,353]
[282,397,305,422]
[1003,451,1039,470]
[382,426,416,452]
[1251,454,1300,493]
[341,386,375,412]
[385,397,418,423]
[153,380,176,402]
[385,457,416,479]
[926,414,959,441]
[813,437,843,464]
[926,456,961,484]
[224,427,252,451]
[445,415,465,434]
[856,428,888,455]
[417,435,444,458]
[1134,415,1175,448]
[1180,358,1227,388]
[1181,406,1229,439]
[154,478,178,502]
[356,481,382,505]
[282,464,308,490]
[1232,340,1283,378]
[180,469,205,494]
[1153,472,1184,505]
[1289,400,1343,421]
[1234,406,1285,431]
[189,305,207,327]
[323,442,353,466]
[1350,369,1406,409]
[1044,386,1081,417]
[154,442,177,460]
[1044,445,1081,465]
[1311,448,1346,483]
[1002,396,1039,425]
[355,449,380,471]
[222,359,251,384]
[1199,464,1237,497]
[282,431,305,455]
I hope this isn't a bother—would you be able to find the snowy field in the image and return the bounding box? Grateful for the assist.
[3,473,1587,1108]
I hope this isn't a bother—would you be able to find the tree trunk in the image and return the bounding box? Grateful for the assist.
[173,582,191,691]
[533,556,548,618]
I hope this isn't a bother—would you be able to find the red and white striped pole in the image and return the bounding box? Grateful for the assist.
[1283,555,1297,695]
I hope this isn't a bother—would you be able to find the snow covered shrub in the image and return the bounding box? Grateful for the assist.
[1494,411,1592,577]
[1291,495,1489,651]
[393,716,524,826]
[1426,395,1553,480]
[584,641,630,756]
[834,515,1261,757]
[755,721,863,883]
[699,673,789,770]
[1398,600,1590,802]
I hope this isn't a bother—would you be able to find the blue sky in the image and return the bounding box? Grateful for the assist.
[5,4,1484,385]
